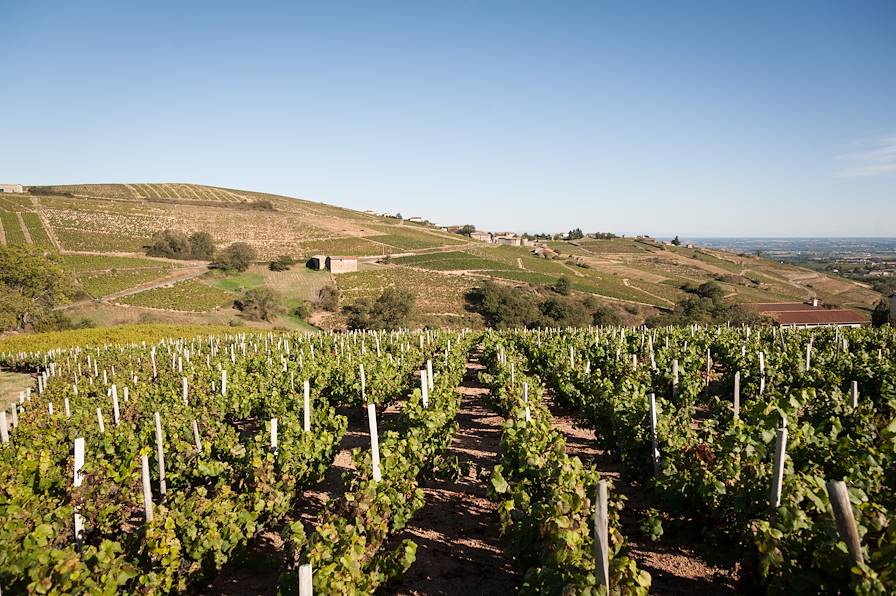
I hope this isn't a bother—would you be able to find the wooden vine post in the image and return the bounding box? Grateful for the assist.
[303,380,311,432]
[299,562,313,596]
[154,412,166,496]
[0,412,8,444]
[851,381,859,409]
[649,393,660,474]
[593,480,610,591]
[192,420,202,452]
[671,359,679,399]
[522,382,531,422]
[733,371,741,420]
[361,363,382,482]
[824,480,864,567]
[770,427,788,508]
[141,454,154,522]
[73,437,85,544]
[270,418,278,453]
[420,369,429,408]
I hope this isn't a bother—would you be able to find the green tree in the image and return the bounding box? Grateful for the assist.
[671,236,682,246]
[318,285,339,311]
[234,286,282,321]
[552,276,571,296]
[460,224,476,236]
[217,242,256,272]
[345,287,416,330]
[465,281,542,329]
[269,255,297,271]
[0,246,77,331]
[147,229,191,259]
[567,228,585,240]
[871,298,891,327]
[188,232,215,260]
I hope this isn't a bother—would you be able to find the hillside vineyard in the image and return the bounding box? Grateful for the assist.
[0,326,894,594]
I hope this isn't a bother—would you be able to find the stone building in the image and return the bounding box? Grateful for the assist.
[326,256,358,274]
[308,255,327,270]
[0,183,24,193]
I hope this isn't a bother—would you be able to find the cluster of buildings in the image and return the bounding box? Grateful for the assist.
[0,183,24,193]
[468,231,536,247]
[308,255,358,274]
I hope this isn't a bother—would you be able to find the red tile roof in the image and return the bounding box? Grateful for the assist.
[771,310,867,326]
[747,302,867,326]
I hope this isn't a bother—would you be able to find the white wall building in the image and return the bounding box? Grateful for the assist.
[0,184,24,193]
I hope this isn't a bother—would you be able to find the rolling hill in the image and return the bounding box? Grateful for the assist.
[0,183,882,328]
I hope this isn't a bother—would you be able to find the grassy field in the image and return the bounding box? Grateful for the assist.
[116,279,235,312]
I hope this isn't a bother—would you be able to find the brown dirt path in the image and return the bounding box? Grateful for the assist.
[546,393,742,595]
[382,356,519,595]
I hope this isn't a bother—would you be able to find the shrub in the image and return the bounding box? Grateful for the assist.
[147,230,191,259]
[0,246,76,331]
[317,286,339,311]
[552,276,571,296]
[217,242,256,272]
[234,287,282,321]
[269,255,297,272]
[344,288,415,330]
[291,301,312,319]
[188,232,215,260]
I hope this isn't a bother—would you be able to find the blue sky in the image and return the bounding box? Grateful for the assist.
[1,1,894,236]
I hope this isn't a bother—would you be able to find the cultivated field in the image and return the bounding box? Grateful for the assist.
[0,326,893,594]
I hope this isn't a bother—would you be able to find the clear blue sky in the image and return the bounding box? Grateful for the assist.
[1,1,894,236]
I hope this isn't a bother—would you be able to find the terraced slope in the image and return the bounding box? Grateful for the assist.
[7,184,882,327]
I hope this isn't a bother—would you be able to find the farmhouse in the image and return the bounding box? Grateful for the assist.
[748,300,867,328]
[407,216,425,223]
[0,183,24,193]
[494,233,521,246]
[470,231,492,243]
[326,256,358,274]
